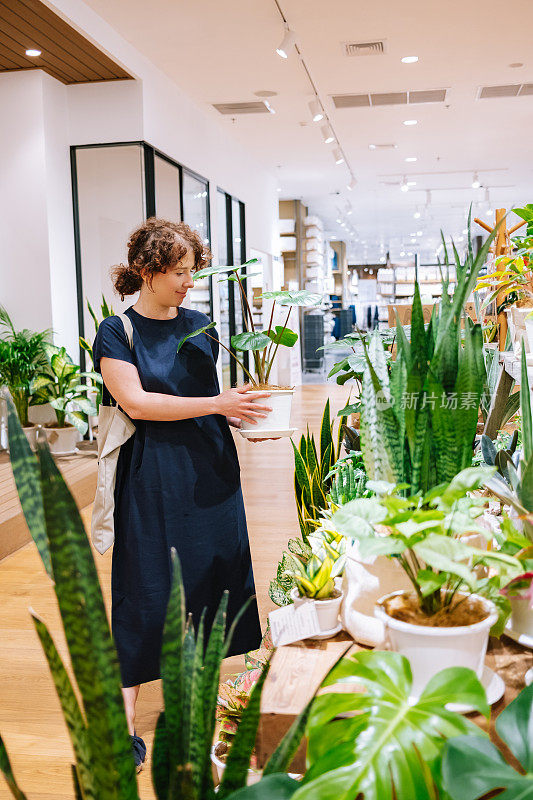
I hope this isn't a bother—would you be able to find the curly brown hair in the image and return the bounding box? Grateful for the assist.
[111,217,213,300]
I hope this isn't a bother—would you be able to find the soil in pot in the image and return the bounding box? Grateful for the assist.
[251,384,293,391]
[381,592,490,628]
[214,741,258,770]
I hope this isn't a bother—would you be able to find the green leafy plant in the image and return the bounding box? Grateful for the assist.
[476,208,533,310]
[332,466,521,623]
[293,650,490,800]
[442,682,533,800]
[0,306,50,426]
[326,451,371,506]
[359,218,497,495]
[283,548,344,600]
[177,258,322,386]
[0,393,309,800]
[485,347,533,542]
[292,399,347,542]
[480,428,519,481]
[30,343,100,435]
[79,296,115,410]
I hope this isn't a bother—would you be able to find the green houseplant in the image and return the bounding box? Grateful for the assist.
[333,466,521,696]
[79,295,115,413]
[30,342,100,452]
[0,389,309,800]
[177,258,322,434]
[0,306,50,447]
[442,682,533,800]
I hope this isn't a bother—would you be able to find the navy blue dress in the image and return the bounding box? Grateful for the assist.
[92,306,262,687]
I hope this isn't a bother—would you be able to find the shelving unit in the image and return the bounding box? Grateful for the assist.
[377,263,456,306]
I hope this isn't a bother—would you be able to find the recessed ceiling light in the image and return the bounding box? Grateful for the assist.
[277,186,282,192]
[509,62,524,68]
[276,29,296,59]
[403,119,418,126]
[369,144,377,150]
[407,181,417,186]
[254,90,278,97]
[401,56,419,64]
[405,157,417,162]
[400,250,406,256]
[472,172,481,189]
[414,210,421,219]
[25,48,41,57]
[417,230,423,236]
[336,218,342,224]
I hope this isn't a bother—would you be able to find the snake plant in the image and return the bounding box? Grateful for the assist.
[0,395,309,800]
[359,217,498,495]
[79,295,115,410]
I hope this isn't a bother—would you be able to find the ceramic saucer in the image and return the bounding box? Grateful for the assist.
[526,668,533,686]
[239,427,297,439]
[445,666,505,714]
[307,622,343,640]
[504,623,533,650]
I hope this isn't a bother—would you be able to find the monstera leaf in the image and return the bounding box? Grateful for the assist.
[292,650,489,800]
[442,682,533,800]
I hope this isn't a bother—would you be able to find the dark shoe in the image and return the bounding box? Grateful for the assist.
[130,732,147,773]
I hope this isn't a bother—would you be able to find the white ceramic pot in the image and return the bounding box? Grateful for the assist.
[374,591,498,698]
[239,388,294,433]
[44,425,79,455]
[525,316,533,356]
[290,586,344,634]
[509,596,533,639]
[22,425,38,451]
[211,746,261,786]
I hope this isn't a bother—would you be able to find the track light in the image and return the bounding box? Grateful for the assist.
[401,177,409,192]
[333,148,344,165]
[276,28,296,59]
[309,99,323,122]
[347,176,357,191]
[472,172,481,189]
[321,124,334,144]
[414,210,421,219]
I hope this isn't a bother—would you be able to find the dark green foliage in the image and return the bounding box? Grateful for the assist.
[443,683,533,799]
[0,735,28,800]
[360,218,498,494]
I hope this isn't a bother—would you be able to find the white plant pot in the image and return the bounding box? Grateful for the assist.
[525,317,533,356]
[211,746,261,786]
[374,591,498,698]
[22,425,39,451]
[290,586,344,634]
[509,596,533,639]
[239,389,294,433]
[44,425,79,455]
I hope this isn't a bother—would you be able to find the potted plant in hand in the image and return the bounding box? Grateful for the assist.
[177,258,322,437]
[0,306,50,450]
[31,343,100,454]
[333,466,522,697]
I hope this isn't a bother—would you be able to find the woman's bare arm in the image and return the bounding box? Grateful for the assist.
[100,357,271,423]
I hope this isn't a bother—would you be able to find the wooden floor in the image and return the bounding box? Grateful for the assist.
[0,384,348,800]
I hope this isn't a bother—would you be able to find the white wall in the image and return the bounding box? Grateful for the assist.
[0,0,279,367]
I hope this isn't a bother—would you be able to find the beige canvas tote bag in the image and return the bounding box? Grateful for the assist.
[91,314,136,555]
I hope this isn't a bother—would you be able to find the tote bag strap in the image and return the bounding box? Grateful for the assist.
[118,313,134,350]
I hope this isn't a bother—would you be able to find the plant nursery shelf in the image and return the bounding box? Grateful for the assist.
[0,441,98,561]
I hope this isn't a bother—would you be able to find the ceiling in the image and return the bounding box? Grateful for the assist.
[0,0,131,84]
[74,0,532,262]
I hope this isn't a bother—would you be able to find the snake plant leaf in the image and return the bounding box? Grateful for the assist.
[319,398,333,463]
[2,389,52,578]
[267,326,298,347]
[31,612,94,799]
[223,774,300,800]
[194,258,259,281]
[521,347,533,463]
[218,661,271,798]
[152,713,170,800]
[162,548,186,767]
[291,439,312,506]
[231,332,271,351]
[443,684,533,799]
[180,618,196,766]
[260,290,322,307]
[35,440,138,800]
[176,321,217,354]
[295,650,488,800]
[0,734,28,800]
[71,763,83,800]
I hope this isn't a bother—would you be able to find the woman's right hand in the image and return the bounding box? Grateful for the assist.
[214,384,272,424]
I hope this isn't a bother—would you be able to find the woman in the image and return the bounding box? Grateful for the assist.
[92,218,269,770]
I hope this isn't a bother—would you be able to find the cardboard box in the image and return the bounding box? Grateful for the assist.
[256,633,355,773]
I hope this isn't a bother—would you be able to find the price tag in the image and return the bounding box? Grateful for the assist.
[269,601,322,646]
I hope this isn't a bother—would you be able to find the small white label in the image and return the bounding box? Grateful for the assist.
[269,601,321,646]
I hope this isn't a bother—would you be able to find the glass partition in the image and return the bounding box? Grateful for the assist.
[217,189,231,389]
[182,169,212,318]
[74,144,145,360]
[154,154,180,221]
